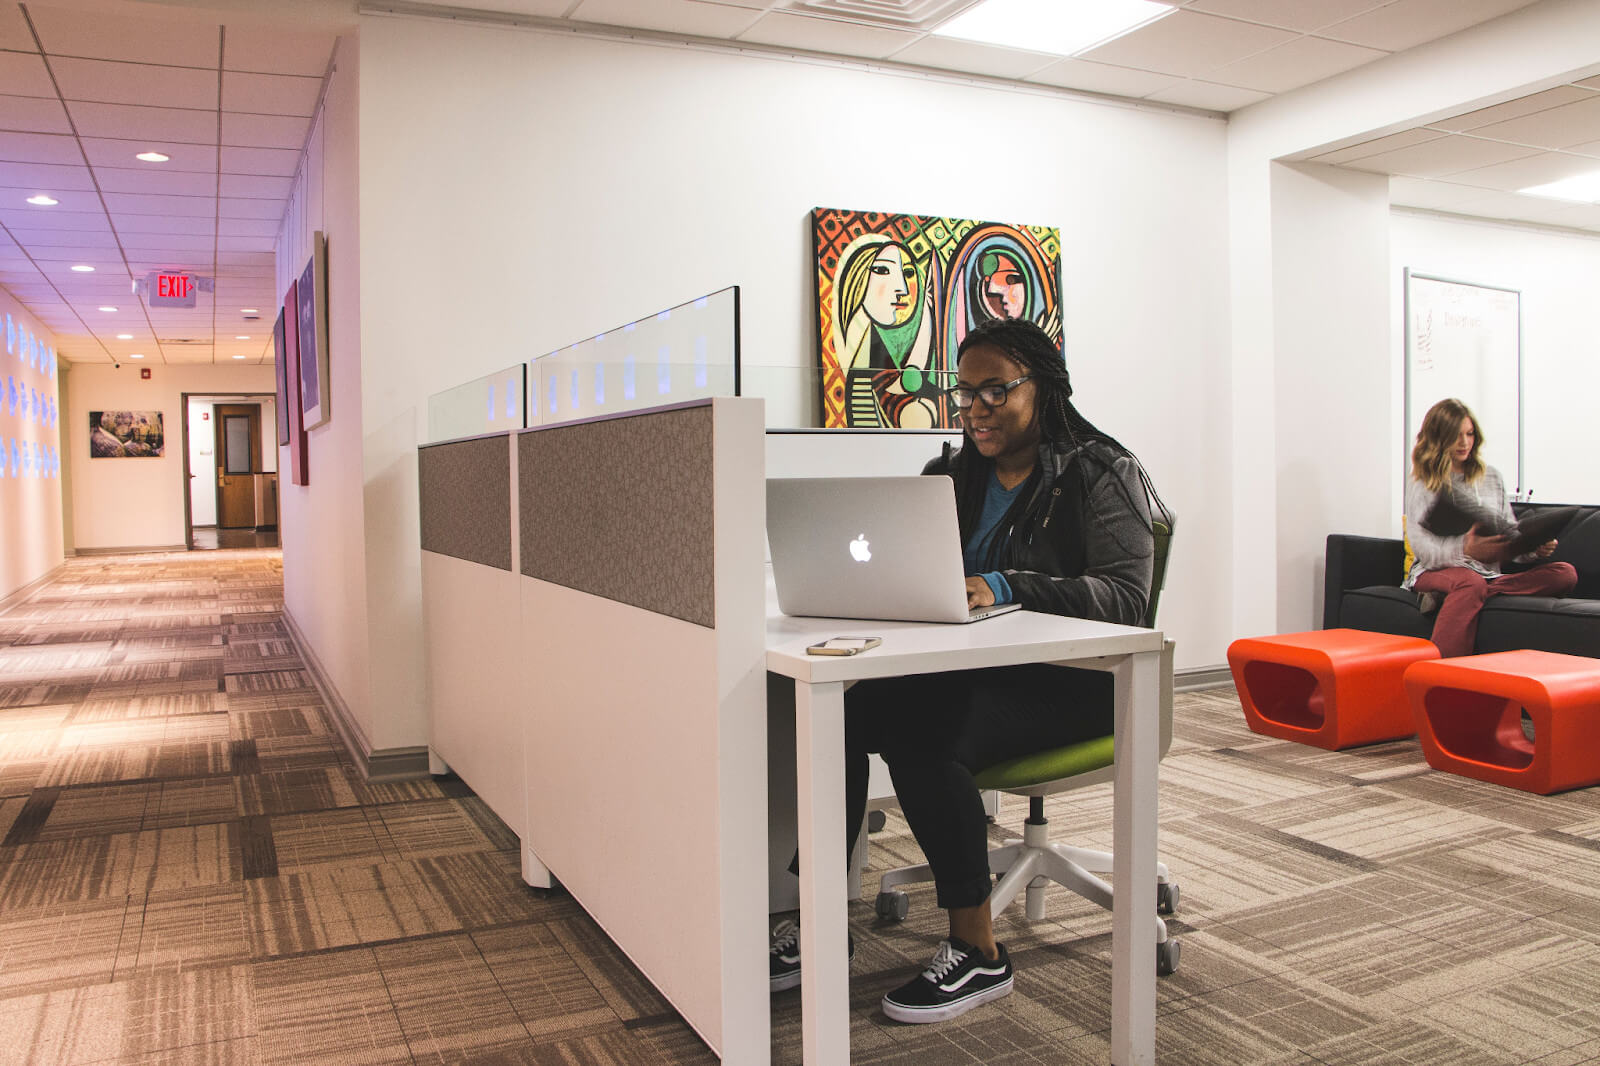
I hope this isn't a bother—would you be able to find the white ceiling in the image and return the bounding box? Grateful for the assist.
[0,0,1577,364]
[0,3,335,366]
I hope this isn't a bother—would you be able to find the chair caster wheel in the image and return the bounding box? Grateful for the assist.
[875,890,909,921]
[1157,938,1181,976]
[1157,882,1179,915]
[867,810,887,833]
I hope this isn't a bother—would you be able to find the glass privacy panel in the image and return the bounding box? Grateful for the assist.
[427,364,527,443]
[224,415,251,474]
[526,287,739,427]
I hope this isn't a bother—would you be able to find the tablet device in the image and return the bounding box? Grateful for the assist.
[1506,506,1579,557]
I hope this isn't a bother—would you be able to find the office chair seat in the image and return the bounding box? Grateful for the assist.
[971,736,1114,792]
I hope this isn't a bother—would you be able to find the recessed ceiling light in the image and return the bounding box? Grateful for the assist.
[933,0,1174,56]
[1520,171,1600,202]
[235,335,250,340]
[98,306,117,312]
[240,308,259,314]
[26,194,57,206]
[135,151,170,163]
[116,333,133,340]
[70,264,94,272]
[232,354,246,360]
[129,353,144,359]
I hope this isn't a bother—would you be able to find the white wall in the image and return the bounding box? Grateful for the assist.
[277,35,376,749]
[1391,211,1600,506]
[187,394,278,527]
[0,288,63,599]
[67,363,275,550]
[354,13,1233,709]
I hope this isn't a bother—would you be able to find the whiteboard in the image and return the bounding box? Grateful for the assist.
[1404,269,1521,491]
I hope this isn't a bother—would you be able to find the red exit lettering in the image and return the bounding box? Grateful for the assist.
[157,274,189,298]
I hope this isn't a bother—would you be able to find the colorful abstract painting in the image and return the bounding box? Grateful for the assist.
[813,207,1061,429]
[89,411,163,458]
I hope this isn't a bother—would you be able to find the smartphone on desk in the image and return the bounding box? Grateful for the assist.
[806,636,882,656]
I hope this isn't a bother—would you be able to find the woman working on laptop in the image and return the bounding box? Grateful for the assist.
[771,317,1161,1023]
[1403,397,1574,657]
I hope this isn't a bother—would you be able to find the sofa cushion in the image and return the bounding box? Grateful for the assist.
[1546,511,1600,599]
[1339,585,1434,641]
[1477,595,1600,658]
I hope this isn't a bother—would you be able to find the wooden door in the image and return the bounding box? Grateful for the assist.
[215,404,261,528]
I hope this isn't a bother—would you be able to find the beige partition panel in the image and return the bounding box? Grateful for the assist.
[418,433,525,833]
[518,398,768,1062]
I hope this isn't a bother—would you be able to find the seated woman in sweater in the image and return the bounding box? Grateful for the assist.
[770,317,1160,1024]
[1404,397,1576,657]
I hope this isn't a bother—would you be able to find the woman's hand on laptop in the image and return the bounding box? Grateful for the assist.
[966,576,996,609]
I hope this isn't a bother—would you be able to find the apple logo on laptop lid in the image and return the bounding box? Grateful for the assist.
[849,534,871,562]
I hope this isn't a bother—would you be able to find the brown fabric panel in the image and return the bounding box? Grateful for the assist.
[518,406,714,628]
[418,436,513,571]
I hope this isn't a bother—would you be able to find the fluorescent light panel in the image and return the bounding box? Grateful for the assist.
[933,0,1174,56]
[1520,171,1600,203]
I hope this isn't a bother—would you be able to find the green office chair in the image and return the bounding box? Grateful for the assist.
[874,519,1181,976]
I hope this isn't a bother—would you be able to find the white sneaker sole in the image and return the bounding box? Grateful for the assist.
[770,970,801,993]
[881,974,1014,1023]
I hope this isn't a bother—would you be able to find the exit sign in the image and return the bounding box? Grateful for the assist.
[150,272,195,308]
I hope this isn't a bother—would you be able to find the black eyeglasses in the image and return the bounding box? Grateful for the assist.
[945,375,1032,410]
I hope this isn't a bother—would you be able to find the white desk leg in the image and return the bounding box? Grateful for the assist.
[794,679,850,1066]
[1112,651,1159,1065]
[521,841,553,889]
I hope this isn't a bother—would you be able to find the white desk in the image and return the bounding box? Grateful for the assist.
[766,595,1164,1066]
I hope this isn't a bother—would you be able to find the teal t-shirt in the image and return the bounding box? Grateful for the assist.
[964,470,1019,604]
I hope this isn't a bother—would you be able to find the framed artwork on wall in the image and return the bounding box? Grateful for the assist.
[284,279,309,486]
[89,410,163,457]
[273,308,290,447]
[812,207,1061,429]
[298,231,331,431]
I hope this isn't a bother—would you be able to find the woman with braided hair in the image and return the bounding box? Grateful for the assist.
[769,317,1161,1023]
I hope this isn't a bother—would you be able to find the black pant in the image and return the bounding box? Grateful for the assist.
[845,664,1114,910]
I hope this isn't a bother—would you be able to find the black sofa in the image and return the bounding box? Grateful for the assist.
[1324,502,1600,658]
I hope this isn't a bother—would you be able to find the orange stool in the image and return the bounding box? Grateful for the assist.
[1403,650,1600,794]
[1228,629,1439,750]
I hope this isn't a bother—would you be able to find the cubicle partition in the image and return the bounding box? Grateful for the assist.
[418,397,769,1063]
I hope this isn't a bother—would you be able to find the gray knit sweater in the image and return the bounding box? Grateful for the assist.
[1403,465,1517,588]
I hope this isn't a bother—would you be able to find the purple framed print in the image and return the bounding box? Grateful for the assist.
[297,231,330,431]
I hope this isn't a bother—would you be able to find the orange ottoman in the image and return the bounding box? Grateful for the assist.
[1403,650,1600,794]
[1228,629,1439,750]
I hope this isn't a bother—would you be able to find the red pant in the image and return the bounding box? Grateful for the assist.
[1413,563,1578,657]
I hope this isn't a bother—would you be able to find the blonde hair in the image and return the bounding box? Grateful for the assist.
[1411,397,1484,492]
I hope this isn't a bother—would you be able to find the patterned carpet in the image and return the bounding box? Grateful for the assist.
[2,551,1599,1064]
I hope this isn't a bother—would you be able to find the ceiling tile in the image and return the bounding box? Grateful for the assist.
[1023,58,1178,97]
[221,24,335,77]
[220,111,309,150]
[0,160,95,191]
[1077,11,1296,79]
[220,146,299,178]
[29,7,220,67]
[736,10,920,59]
[0,94,73,134]
[217,217,277,238]
[0,209,109,231]
[114,215,216,236]
[219,174,289,199]
[0,132,82,167]
[569,0,764,37]
[1206,34,1386,93]
[93,166,218,197]
[1388,175,1511,211]
[1145,79,1270,112]
[1341,134,1538,177]
[67,102,218,144]
[52,57,219,117]
[105,192,217,218]
[0,6,35,51]
[1427,86,1598,133]
[886,37,1056,79]
[1312,127,1445,164]
[1469,94,1600,150]
[1183,0,1386,32]
[218,197,282,220]
[217,236,274,253]
[221,71,321,117]
[0,51,58,98]
[6,229,119,249]
[1319,0,1543,52]
[119,232,216,252]
[79,138,218,173]
[1447,151,1600,193]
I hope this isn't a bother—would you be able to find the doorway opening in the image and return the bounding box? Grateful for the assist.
[181,392,279,551]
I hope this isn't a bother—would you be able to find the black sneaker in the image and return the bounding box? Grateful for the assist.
[769,919,854,993]
[881,939,1013,1023]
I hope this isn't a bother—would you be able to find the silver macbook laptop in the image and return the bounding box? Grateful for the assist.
[767,476,1023,624]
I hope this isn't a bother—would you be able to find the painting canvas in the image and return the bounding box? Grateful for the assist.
[813,207,1061,429]
[297,231,330,430]
[90,410,163,458]
[284,279,309,486]
[273,308,289,446]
